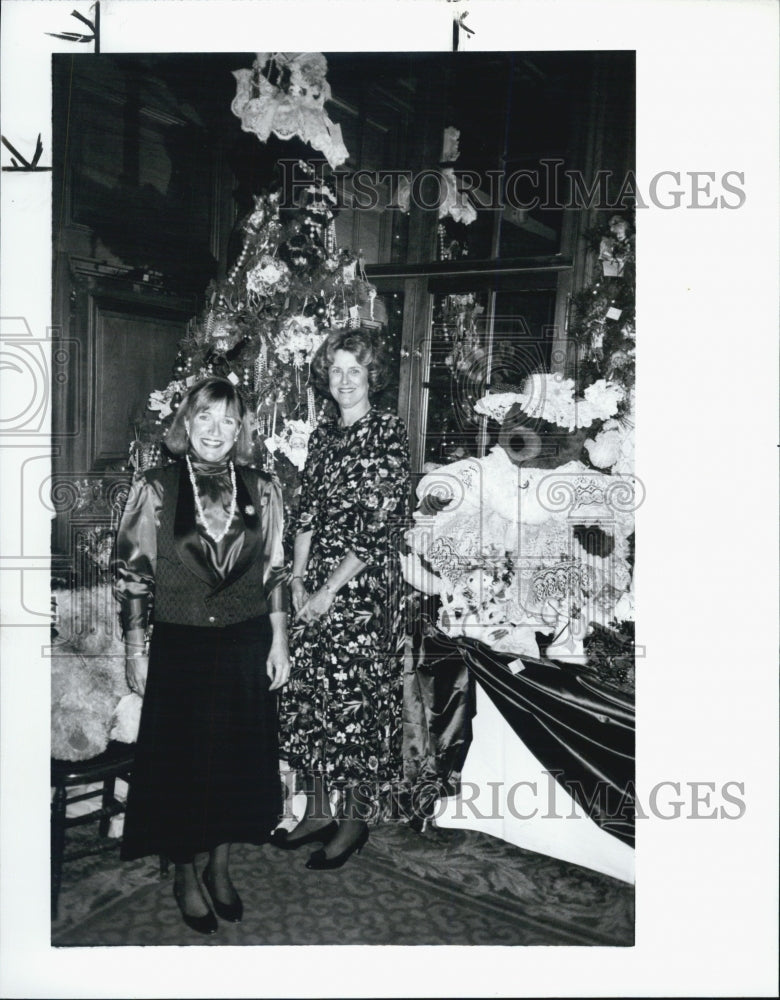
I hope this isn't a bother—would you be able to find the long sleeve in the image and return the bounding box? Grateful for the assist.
[293,425,323,537]
[343,415,410,566]
[112,474,163,633]
[260,475,290,614]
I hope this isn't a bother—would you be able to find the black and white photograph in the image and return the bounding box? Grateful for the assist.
[0,0,777,997]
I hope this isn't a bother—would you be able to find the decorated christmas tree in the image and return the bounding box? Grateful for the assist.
[569,211,636,410]
[129,171,384,519]
[570,211,635,475]
[127,54,386,519]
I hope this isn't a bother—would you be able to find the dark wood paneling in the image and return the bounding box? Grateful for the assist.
[88,300,184,469]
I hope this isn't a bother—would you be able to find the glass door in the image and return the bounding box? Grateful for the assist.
[419,278,559,471]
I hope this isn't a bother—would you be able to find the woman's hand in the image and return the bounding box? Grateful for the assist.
[266,639,291,691]
[296,587,335,624]
[291,578,309,615]
[125,653,148,696]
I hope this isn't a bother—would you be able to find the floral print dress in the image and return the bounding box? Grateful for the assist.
[280,409,410,809]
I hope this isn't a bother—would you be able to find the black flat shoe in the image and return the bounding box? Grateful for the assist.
[202,866,243,923]
[305,824,369,871]
[173,884,218,935]
[268,820,338,852]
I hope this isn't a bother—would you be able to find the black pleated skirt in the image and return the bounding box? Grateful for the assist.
[121,617,282,863]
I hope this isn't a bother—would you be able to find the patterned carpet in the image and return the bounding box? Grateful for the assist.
[52,822,633,947]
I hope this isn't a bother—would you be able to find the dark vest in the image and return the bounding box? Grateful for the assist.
[151,463,270,628]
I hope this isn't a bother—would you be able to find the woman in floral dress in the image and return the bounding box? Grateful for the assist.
[274,328,410,869]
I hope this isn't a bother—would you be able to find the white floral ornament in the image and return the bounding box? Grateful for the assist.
[511,374,624,431]
[584,411,634,476]
[246,256,291,297]
[275,315,327,368]
[580,378,625,424]
[584,423,623,469]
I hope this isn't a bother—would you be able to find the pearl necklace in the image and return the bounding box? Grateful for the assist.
[185,455,237,544]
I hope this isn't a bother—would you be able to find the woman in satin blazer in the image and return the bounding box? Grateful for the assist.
[114,376,289,934]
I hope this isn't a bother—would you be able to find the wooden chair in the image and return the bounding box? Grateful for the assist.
[50,741,168,921]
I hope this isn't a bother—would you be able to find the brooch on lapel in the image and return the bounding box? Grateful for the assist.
[244,504,256,516]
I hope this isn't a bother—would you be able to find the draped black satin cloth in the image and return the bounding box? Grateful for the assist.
[458,635,635,846]
[403,628,475,809]
[406,628,635,846]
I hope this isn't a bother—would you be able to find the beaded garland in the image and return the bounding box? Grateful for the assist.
[185,455,238,544]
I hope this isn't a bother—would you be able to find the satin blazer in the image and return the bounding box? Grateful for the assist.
[113,461,288,631]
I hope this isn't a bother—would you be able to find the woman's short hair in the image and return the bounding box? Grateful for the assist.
[165,376,254,464]
[310,327,389,396]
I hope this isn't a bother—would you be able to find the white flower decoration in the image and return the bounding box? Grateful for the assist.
[246,256,290,296]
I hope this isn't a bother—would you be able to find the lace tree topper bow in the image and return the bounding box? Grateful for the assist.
[232,53,349,169]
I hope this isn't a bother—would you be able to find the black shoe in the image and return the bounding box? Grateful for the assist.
[268,819,338,852]
[305,824,369,871]
[173,883,218,935]
[202,866,243,923]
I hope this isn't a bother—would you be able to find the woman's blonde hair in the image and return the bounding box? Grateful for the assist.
[165,377,254,464]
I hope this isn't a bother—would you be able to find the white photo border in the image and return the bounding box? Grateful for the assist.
[1,1,777,997]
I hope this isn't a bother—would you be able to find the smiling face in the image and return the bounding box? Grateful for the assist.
[328,348,371,425]
[185,400,240,463]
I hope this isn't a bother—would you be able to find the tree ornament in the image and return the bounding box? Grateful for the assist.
[231,53,349,169]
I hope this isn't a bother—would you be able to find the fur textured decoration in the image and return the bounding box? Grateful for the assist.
[51,584,139,761]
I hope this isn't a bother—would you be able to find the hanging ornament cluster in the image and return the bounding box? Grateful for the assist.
[437,127,474,260]
[231,52,349,169]
[392,126,475,261]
